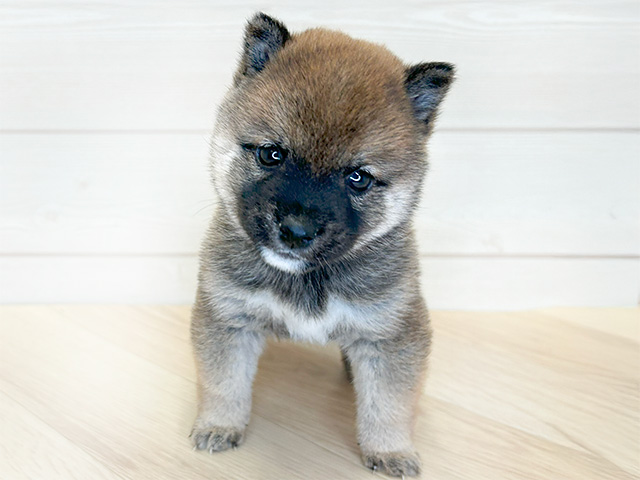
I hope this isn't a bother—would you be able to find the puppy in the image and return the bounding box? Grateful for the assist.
[190,13,454,477]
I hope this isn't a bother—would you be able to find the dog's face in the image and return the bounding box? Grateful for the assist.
[210,14,453,273]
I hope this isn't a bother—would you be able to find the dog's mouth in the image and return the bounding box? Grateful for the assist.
[271,247,304,261]
[245,210,354,272]
[257,220,337,273]
[259,247,309,273]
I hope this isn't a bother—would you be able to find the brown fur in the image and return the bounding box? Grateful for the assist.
[229,29,423,175]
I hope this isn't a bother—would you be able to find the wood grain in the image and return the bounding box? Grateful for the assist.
[0,391,117,480]
[0,305,637,479]
[0,1,638,130]
[536,307,640,341]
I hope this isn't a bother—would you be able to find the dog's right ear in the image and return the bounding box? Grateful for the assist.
[235,13,290,83]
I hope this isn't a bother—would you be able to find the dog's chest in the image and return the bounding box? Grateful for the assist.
[238,288,379,344]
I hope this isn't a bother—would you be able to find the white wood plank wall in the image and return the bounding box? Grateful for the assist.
[1,1,638,308]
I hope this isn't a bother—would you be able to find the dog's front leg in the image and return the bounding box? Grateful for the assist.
[190,292,265,453]
[344,321,431,477]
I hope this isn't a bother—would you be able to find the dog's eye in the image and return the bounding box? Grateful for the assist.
[347,170,374,192]
[256,145,285,167]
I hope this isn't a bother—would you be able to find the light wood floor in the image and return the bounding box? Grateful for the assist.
[0,306,638,479]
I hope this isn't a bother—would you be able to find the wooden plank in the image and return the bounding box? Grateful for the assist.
[0,255,200,304]
[429,310,639,476]
[0,391,121,480]
[0,306,369,480]
[0,1,638,130]
[419,131,640,257]
[1,132,638,256]
[421,256,640,310]
[535,307,640,341]
[0,255,637,308]
[0,305,637,479]
[53,305,639,478]
[0,133,214,255]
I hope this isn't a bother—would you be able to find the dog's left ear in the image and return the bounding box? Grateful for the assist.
[236,13,290,82]
[405,62,455,127]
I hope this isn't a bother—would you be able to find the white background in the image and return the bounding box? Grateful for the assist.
[1,1,638,309]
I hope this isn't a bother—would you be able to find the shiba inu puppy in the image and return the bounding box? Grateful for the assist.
[190,13,454,477]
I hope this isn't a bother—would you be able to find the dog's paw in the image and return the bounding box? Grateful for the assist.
[362,450,421,477]
[190,425,245,453]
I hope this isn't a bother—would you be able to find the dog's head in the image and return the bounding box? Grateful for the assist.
[210,13,454,273]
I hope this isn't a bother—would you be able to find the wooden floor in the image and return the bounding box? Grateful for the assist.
[0,306,638,479]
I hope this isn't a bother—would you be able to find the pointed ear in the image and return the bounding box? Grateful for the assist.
[238,13,290,80]
[404,62,455,126]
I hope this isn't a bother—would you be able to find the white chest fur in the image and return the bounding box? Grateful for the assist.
[229,288,390,344]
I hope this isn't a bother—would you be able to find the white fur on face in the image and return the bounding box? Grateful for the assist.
[260,248,307,273]
[209,131,239,203]
[353,185,414,251]
[208,130,254,239]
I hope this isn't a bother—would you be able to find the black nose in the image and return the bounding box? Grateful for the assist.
[279,216,321,249]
